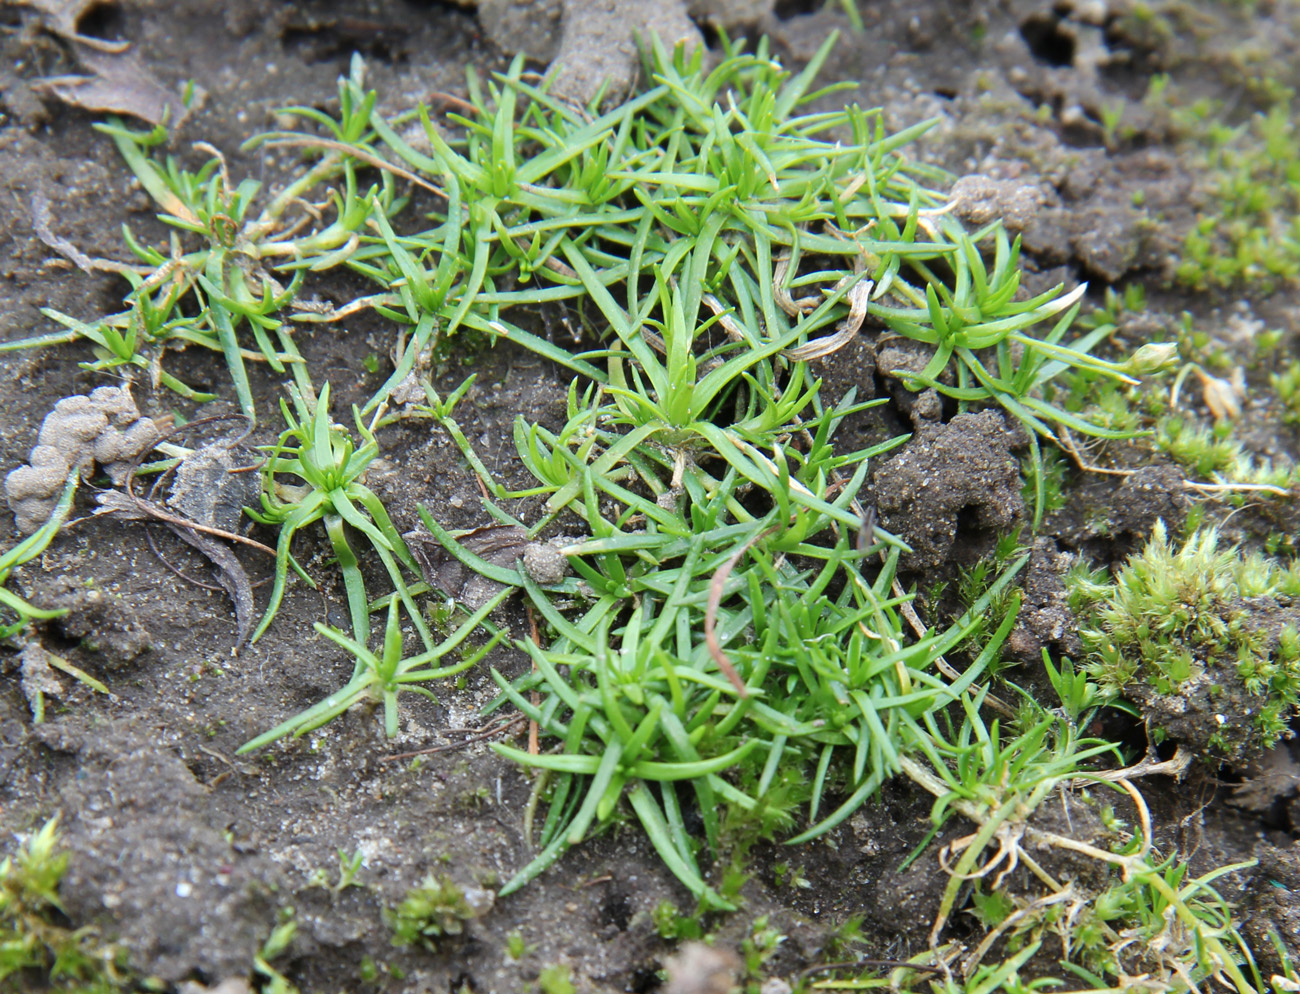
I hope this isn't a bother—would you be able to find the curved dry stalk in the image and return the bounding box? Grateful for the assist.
[900,755,1155,875]
[255,136,448,201]
[701,292,749,342]
[1184,479,1296,498]
[938,822,1025,890]
[1060,424,1295,498]
[31,192,153,277]
[961,884,1078,979]
[83,414,275,557]
[1075,748,1191,785]
[772,255,821,316]
[290,292,398,322]
[904,750,1258,993]
[704,527,777,697]
[783,277,873,362]
[1058,425,1135,478]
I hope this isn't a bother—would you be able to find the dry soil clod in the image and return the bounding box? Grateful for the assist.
[5,385,161,533]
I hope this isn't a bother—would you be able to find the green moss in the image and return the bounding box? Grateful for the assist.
[1070,523,1300,763]
[1273,361,1300,424]
[652,900,705,941]
[1177,101,1300,291]
[0,819,127,990]
[537,964,576,994]
[387,874,492,949]
[1156,415,1298,491]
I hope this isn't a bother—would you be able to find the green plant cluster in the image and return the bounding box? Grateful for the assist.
[1070,521,1300,764]
[4,26,1283,993]
[1274,360,1300,425]
[387,873,489,949]
[1060,291,1300,505]
[89,33,1151,817]
[960,843,1259,994]
[1156,415,1298,494]
[0,112,366,415]
[1,819,125,991]
[1177,101,1300,291]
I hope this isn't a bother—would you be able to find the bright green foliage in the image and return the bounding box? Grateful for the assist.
[1154,414,1299,495]
[908,688,1120,924]
[0,818,125,989]
[337,33,1153,905]
[0,65,390,416]
[1177,101,1300,290]
[247,382,421,646]
[1274,361,1300,424]
[955,530,1029,661]
[1070,522,1300,763]
[252,911,300,994]
[387,874,484,948]
[1056,854,1256,988]
[0,16,1285,990]
[350,35,1148,526]
[237,596,506,751]
[486,365,1026,906]
[236,383,515,749]
[652,901,706,941]
[740,915,785,981]
[0,476,77,639]
[22,27,1214,951]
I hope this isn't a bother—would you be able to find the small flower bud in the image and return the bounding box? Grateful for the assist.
[1121,342,1179,375]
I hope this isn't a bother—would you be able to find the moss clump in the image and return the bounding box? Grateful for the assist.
[0,818,125,990]
[1070,522,1300,765]
[387,874,493,949]
[1177,101,1300,291]
[1274,362,1300,425]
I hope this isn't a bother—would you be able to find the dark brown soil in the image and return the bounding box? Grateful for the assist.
[3,1,1300,992]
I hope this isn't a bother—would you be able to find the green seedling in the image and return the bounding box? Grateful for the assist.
[537,964,576,994]
[238,596,507,751]
[248,382,420,646]
[0,474,78,639]
[253,910,300,994]
[334,849,364,892]
[505,930,531,961]
[1,57,393,417]
[1050,853,1259,989]
[1273,361,1300,424]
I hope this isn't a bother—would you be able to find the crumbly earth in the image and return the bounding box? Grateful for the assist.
[2,0,1300,991]
[870,410,1028,572]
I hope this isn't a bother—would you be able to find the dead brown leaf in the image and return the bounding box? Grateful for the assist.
[18,0,129,50]
[35,43,185,125]
[20,0,187,126]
